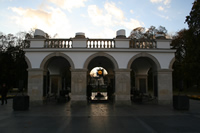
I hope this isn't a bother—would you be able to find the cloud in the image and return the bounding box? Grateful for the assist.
[130,9,134,14]
[150,0,163,3]
[87,2,144,30]
[9,7,71,37]
[164,0,171,5]
[104,2,125,20]
[88,5,113,27]
[157,13,169,20]
[158,6,164,11]
[150,0,171,5]
[47,0,87,12]
[121,19,144,30]
[150,0,171,12]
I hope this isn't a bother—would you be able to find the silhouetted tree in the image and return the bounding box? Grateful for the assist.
[129,25,168,39]
[184,0,200,89]
[171,0,200,89]
[0,31,31,89]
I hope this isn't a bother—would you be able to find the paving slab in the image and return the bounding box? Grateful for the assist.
[0,99,200,133]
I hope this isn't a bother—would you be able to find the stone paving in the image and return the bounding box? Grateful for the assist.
[0,99,200,133]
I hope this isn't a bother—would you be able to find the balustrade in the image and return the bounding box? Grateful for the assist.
[129,39,157,49]
[26,38,158,49]
[44,39,72,48]
[87,39,115,48]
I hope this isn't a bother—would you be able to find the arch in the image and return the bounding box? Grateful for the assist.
[40,52,75,69]
[83,52,119,70]
[25,56,32,69]
[127,52,161,70]
[169,57,176,70]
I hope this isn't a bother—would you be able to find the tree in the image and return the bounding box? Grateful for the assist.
[172,0,200,89]
[145,26,156,39]
[129,25,168,39]
[184,0,200,89]
[185,0,200,35]
[171,29,188,90]
[129,27,146,39]
[0,32,29,89]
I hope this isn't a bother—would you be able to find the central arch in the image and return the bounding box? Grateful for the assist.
[84,52,119,70]
[84,52,118,102]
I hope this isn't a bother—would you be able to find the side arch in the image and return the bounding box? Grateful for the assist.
[169,57,176,70]
[127,52,161,70]
[25,56,32,69]
[40,52,75,69]
[83,52,119,70]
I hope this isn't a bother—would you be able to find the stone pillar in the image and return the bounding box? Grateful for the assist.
[27,69,44,102]
[157,69,173,104]
[71,69,87,101]
[115,69,131,103]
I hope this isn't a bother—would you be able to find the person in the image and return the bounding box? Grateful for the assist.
[1,83,8,105]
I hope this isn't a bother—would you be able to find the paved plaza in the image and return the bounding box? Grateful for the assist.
[1,99,200,133]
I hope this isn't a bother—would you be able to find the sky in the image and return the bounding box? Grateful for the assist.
[0,0,194,38]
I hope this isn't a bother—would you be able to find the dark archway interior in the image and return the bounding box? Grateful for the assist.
[130,57,158,98]
[43,56,71,97]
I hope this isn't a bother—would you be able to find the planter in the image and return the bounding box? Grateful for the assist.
[173,95,189,110]
[13,95,29,111]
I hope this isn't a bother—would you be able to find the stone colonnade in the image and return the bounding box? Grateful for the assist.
[25,29,175,105]
[27,66,173,104]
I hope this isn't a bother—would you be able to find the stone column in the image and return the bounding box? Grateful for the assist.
[27,69,44,102]
[157,69,173,104]
[71,69,87,101]
[115,69,131,102]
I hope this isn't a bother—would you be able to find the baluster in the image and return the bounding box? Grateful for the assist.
[50,41,53,48]
[146,41,149,49]
[102,41,104,48]
[108,41,111,48]
[63,40,65,48]
[63,41,65,48]
[98,41,100,48]
[105,41,107,48]
[90,41,92,48]
[94,41,96,48]
[87,41,90,48]
[60,41,62,48]
[112,41,114,48]
[136,41,139,48]
[69,41,71,48]
[58,41,61,48]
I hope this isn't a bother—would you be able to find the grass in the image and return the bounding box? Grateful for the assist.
[173,87,200,100]
[0,95,15,99]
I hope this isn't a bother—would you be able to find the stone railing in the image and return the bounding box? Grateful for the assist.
[27,38,159,49]
[87,39,115,48]
[129,39,157,49]
[44,39,72,48]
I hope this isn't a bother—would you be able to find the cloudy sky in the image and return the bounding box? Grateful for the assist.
[0,0,194,38]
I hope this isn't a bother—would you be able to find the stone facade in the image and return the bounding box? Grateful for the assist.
[24,29,176,105]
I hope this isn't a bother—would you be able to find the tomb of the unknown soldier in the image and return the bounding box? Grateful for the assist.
[24,29,175,105]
